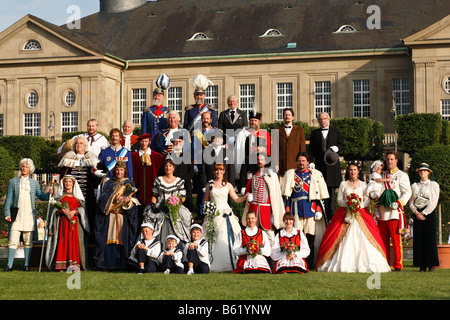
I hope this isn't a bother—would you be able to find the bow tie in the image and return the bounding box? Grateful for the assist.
[284,125,292,129]
[321,128,329,131]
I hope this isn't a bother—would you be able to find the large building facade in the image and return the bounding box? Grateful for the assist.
[0,0,449,139]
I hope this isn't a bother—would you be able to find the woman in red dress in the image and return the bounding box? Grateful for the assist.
[45,175,89,271]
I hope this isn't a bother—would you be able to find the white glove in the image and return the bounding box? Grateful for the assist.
[390,202,398,210]
[330,146,339,153]
[247,193,253,203]
[241,187,246,195]
[93,169,106,178]
[314,211,322,220]
[193,165,199,174]
[202,188,205,193]
[227,136,236,144]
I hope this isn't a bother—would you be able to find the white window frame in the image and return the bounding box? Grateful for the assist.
[314,81,332,119]
[64,90,76,107]
[205,85,219,108]
[353,80,370,118]
[276,83,293,121]
[61,112,78,133]
[132,88,147,126]
[441,100,450,121]
[23,40,42,51]
[392,78,410,115]
[27,91,39,108]
[167,87,183,120]
[239,84,255,119]
[443,76,450,94]
[24,113,41,136]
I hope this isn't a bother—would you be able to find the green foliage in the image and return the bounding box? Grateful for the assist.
[260,121,313,140]
[0,136,60,173]
[330,118,384,161]
[395,113,443,156]
[409,144,450,202]
[0,146,16,198]
[61,131,109,142]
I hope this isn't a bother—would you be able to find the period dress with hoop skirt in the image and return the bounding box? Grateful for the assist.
[204,185,242,272]
[315,180,391,273]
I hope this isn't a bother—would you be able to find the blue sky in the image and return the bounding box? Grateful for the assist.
[0,0,100,32]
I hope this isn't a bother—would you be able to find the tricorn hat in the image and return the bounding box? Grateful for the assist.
[249,110,262,121]
[324,148,339,166]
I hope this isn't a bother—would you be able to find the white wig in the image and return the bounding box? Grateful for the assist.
[19,158,36,175]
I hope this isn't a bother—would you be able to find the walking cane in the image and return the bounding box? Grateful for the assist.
[39,179,54,272]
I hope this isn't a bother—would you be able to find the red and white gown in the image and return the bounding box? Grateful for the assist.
[271,228,310,274]
[315,180,391,273]
[233,226,271,273]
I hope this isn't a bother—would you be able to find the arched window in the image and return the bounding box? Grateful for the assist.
[187,33,212,41]
[260,28,284,37]
[334,25,358,33]
[23,40,42,50]
[64,90,76,107]
[27,91,39,108]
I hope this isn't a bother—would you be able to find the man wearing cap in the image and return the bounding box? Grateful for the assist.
[309,112,344,219]
[184,224,210,275]
[237,110,272,193]
[183,88,217,133]
[120,120,139,152]
[129,223,162,274]
[98,128,133,179]
[281,152,329,267]
[142,87,170,139]
[376,151,411,271]
[131,133,165,225]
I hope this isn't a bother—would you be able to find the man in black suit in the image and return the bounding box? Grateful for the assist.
[218,95,248,137]
[309,112,344,220]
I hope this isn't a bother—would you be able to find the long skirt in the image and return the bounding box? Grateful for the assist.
[413,210,439,268]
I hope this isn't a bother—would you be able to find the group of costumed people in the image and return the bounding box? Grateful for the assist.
[2,73,442,275]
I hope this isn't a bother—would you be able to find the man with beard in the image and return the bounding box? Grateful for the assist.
[281,152,329,267]
[99,128,133,179]
[152,111,191,157]
[142,87,170,139]
[57,118,109,158]
[183,87,217,133]
[241,153,284,244]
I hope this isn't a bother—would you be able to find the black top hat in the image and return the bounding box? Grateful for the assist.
[324,148,339,166]
[249,111,262,121]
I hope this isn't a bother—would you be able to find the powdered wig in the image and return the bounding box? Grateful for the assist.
[19,158,35,175]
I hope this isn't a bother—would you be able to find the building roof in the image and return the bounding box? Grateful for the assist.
[38,0,450,60]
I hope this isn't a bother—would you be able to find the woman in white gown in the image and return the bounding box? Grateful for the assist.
[315,161,391,273]
[203,164,248,272]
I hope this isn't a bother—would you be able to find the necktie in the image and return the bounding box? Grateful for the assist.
[230,110,235,121]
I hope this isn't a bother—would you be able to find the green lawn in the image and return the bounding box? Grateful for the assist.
[0,259,448,301]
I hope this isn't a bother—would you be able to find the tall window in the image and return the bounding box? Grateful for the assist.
[239,84,255,118]
[205,85,219,108]
[441,100,450,121]
[392,78,410,115]
[24,113,41,136]
[167,87,183,120]
[61,112,78,132]
[314,81,331,119]
[276,83,293,121]
[353,80,370,118]
[132,88,147,126]
[0,114,3,137]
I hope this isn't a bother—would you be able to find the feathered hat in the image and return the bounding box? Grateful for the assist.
[192,74,213,94]
[154,73,171,95]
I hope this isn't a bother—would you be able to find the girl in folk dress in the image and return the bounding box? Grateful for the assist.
[271,212,310,274]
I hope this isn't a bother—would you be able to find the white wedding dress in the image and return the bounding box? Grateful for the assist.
[203,185,242,272]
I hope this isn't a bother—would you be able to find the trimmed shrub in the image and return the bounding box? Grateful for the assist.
[0,146,17,198]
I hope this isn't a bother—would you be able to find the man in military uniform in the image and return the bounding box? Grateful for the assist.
[183,88,217,133]
[98,128,133,179]
[141,87,170,139]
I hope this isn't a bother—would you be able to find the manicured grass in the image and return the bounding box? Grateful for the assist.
[0,259,448,301]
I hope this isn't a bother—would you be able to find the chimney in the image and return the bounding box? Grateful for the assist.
[100,0,147,13]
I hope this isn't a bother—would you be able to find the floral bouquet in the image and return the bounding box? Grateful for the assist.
[247,239,262,258]
[203,201,219,242]
[165,195,182,227]
[346,193,362,220]
[50,199,76,229]
[281,242,299,255]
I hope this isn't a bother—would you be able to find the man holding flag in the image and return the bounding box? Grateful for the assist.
[376,151,411,271]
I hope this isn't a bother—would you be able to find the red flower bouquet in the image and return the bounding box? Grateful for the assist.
[346,193,362,218]
[247,239,262,258]
[281,243,299,255]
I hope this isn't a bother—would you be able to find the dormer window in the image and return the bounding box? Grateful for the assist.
[334,25,358,33]
[23,40,42,50]
[187,33,212,41]
[260,28,284,37]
